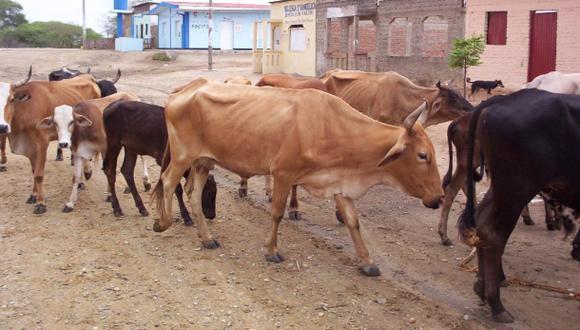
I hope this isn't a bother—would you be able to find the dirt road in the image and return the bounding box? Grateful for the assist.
[0,49,578,329]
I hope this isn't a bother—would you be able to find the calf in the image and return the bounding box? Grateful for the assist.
[102,100,216,223]
[458,89,580,322]
[467,78,505,96]
[37,92,139,212]
[153,78,443,277]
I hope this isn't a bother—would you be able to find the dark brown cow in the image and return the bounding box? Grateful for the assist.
[3,73,101,213]
[256,74,328,92]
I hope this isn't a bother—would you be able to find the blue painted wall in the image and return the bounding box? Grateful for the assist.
[156,7,269,49]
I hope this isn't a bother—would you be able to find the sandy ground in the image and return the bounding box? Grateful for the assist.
[0,49,578,329]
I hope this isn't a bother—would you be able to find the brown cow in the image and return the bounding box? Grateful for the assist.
[4,73,101,214]
[256,74,328,92]
[37,92,139,212]
[224,76,252,86]
[320,69,472,127]
[152,78,444,277]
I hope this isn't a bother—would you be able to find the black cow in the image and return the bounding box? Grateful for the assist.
[467,78,505,96]
[101,100,216,223]
[48,67,89,81]
[96,69,121,97]
[458,88,580,323]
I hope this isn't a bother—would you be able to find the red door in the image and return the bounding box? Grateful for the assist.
[528,11,557,82]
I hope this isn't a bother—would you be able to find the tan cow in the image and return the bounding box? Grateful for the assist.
[320,69,472,127]
[256,74,328,93]
[152,78,444,276]
[5,73,101,214]
[37,92,140,212]
[224,76,252,85]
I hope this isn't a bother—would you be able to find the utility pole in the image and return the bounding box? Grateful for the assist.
[208,0,213,71]
[82,0,87,48]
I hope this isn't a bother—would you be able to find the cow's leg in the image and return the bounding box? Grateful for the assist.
[141,156,151,192]
[63,155,83,213]
[103,144,123,216]
[154,156,191,232]
[55,146,63,161]
[188,166,220,249]
[544,198,556,230]
[264,175,273,202]
[335,194,379,276]
[264,177,292,263]
[571,228,580,261]
[25,154,38,204]
[120,150,148,217]
[175,183,193,226]
[0,135,7,172]
[239,177,248,197]
[288,185,301,220]
[32,143,49,214]
[439,170,464,245]
[521,204,535,225]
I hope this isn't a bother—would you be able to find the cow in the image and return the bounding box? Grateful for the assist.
[4,72,101,214]
[48,67,89,82]
[256,74,328,92]
[152,78,444,277]
[523,71,580,94]
[457,88,580,322]
[467,78,505,97]
[102,100,216,223]
[1,67,33,172]
[224,76,252,85]
[36,92,139,212]
[320,69,472,127]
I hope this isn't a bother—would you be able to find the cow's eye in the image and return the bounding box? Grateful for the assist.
[418,152,428,161]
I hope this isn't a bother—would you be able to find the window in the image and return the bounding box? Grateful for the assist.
[388,17,411,57]
[289,25,305,51]
[145,24,149,36]
[487,11,507,45]
[422,16,448,58]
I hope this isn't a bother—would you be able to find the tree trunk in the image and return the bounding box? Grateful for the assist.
[463,62,467,97]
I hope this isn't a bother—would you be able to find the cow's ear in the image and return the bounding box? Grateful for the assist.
[430,98,442,115]
[74,114,93,127]
[377,142,407,167]
[37,116,54,129]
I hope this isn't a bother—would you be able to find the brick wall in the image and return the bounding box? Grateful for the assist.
[466,0,580,88]
[356,20,376,54]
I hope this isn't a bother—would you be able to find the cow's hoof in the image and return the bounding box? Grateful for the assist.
[77,182,86,191]
[238,187,247,198]
[441,238,453,246]
[62,205,74,213]
[55,155,63,161]
[105,195,112,203]
[202,239,221,249]
[572,246,580,261]
[473,280,485,302]
[493,310,514,323]
[153,221,163,232]
[84,170,92,180]
[113,209,124,218]
[26,195,37,204]
[139,208,149,217]
[265,252,285,263]
[288,211,301,221]
[360,264,381,277]
[547,223,556,231]
[123,187,131,194]
[500,279,509,287]
[183,217,194,227]
[522,216,535,226]
[34,204,47,214]
[0,166,6,172]
[143,182,151,192]
[335,210,345,224]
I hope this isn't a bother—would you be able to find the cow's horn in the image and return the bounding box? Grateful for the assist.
[403,101,427,134]
[111,69,121,84]
[12,65,32,88]
[86,67,91,74]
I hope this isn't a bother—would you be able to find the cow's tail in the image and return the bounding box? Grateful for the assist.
[442,121,456,189]
[466,77,472,84]
[457,106,485,247]
[111,69,121,84]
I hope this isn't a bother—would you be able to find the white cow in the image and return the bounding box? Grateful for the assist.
[524,71,580,95]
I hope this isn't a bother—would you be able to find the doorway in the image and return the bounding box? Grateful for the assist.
[528,11,557,81]
[220,21,234,50]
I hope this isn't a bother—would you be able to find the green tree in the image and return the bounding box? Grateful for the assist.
[0,21,101,48]
[0,0,27,29]
[448,35,486,97]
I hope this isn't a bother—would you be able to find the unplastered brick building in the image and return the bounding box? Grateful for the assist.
[316,0,466,85]
[466,0,580,88]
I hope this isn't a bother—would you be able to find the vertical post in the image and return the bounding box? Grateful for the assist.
[208,0,213,71]
[82,0,87,48]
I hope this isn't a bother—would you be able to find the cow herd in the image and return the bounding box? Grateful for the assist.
[1,66,579,324]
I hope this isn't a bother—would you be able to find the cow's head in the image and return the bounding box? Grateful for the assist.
[48,67,86,82]
[37,105,93,148]
[378,102,444,209]
[0,66,32,134]
[421,81,473,127]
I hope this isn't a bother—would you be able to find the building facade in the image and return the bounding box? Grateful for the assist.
[132,1,160,48]
[253,0,317,76]
[315,0,466,85]
[149,1,270,49]
[466,0,580,87]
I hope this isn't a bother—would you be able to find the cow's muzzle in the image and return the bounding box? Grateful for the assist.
[58,142,69,149]
[423,196,444,209]
[0,124,9,134]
